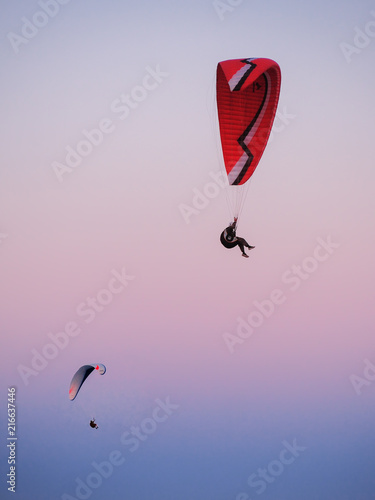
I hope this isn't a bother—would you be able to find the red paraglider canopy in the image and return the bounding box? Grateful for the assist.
[216,58,281,186]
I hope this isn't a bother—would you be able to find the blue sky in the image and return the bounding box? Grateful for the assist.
[1,0,375,498]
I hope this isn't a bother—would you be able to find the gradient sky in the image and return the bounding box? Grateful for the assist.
[1,0,375,499]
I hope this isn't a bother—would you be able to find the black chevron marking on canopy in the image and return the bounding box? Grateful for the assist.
[232,59,257,91]
[232,73,268,185]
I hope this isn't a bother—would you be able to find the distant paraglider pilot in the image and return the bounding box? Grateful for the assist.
[220,218,254,258]
[89,419,99,429]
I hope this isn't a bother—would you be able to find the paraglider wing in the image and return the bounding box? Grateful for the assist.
[69,364,106,401]
[95,363,106,375]
[216,58,281,186]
